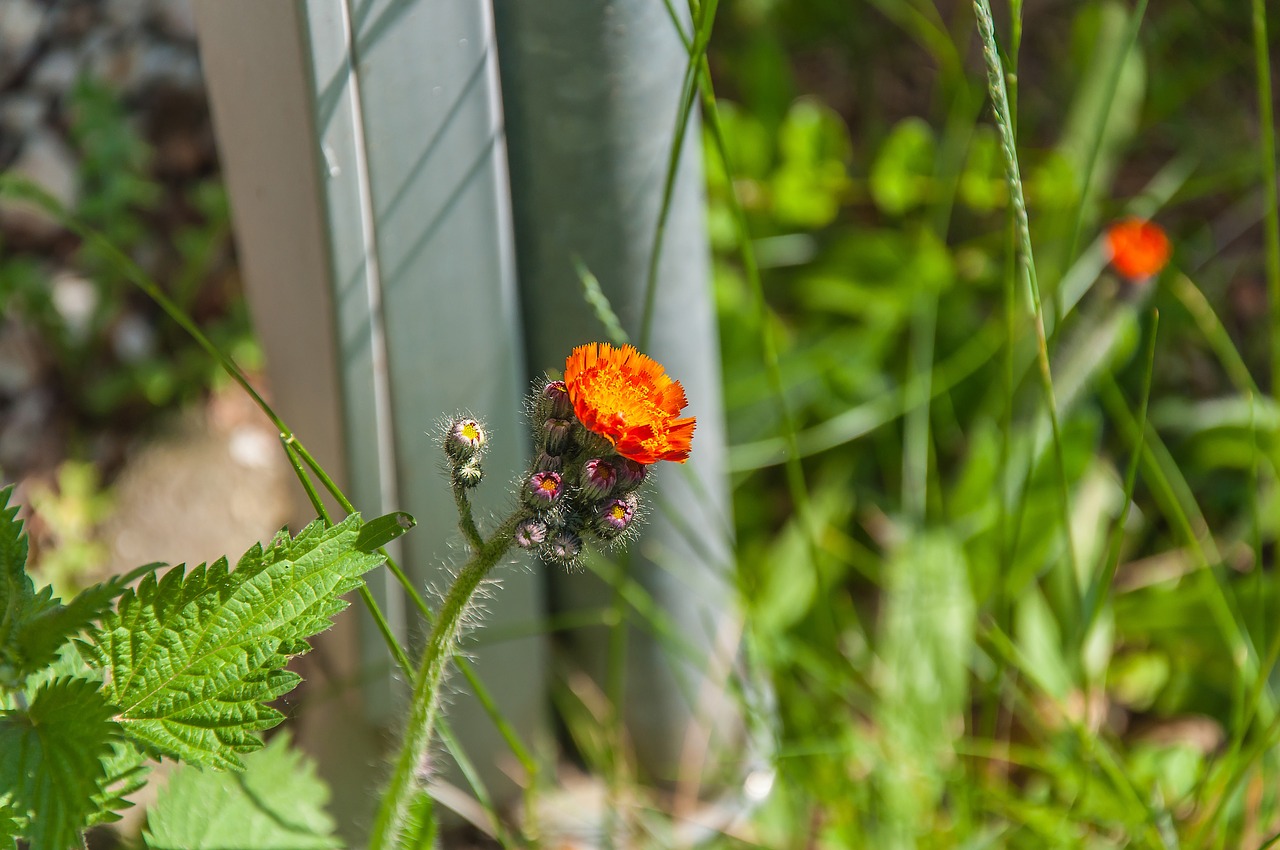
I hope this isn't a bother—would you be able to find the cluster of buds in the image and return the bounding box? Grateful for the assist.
[512,379,648,565]
[442,344,694,568]
[444,416,487,489]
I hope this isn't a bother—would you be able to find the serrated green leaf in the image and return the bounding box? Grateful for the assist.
[83,514,384,769]
[0,486,155,688]
[0,677,118,850]
[143,732,341,850]
[86,740,149,827]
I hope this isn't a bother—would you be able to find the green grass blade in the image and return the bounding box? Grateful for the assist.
[638,0,719,351]
[974,0,1081,634]
[1252,0,1280,397]
[1058,0,1149,289]
[1079,309,1158,645]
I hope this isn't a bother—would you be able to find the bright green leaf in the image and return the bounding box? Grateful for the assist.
[0,485,155,689]
[144,732,341,850]
[959,126,1004,213]
[355,511,417,553]
[0,677,118,849]
[771,98,851,228]
[869,117,937,216]
[82,514,385,769]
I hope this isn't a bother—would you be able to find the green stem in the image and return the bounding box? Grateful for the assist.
[453,483,485,551]
[1078,309,1158,646]
[638,0,718,351]
[1253,0,1280,398]
[974,0,1081,632]
[280,436,417,677]
[368,513,521,850]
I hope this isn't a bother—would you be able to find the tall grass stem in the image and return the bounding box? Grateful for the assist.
[973,0,1081,631]
[1252,0,1280,397]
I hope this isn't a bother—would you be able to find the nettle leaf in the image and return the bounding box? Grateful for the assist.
[144,732,341,850]
[0,486,151,687]
[82,514,384,769]
[0,677,119,850]
[86,739,150,827]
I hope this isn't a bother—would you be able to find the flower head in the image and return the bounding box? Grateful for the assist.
[563,343,695,465]
[1106,218,1170,282]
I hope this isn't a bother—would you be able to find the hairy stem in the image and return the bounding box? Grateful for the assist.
[452,483,485,551]
[368,513,520,850]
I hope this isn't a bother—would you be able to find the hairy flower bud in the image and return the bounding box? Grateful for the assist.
[580,458,618,501]
[596,493,638,539]
[534,451,562,473]
[614,458,647,493]
[445,417,486,462]
[544,530,583,564]
[524,470,564,507]
[453,457,483,489]
[514,518,548,549]
[540,380,574,420]
[543,418,574,456]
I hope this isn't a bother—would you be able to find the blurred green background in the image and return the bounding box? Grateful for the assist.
[4,0,1280,846]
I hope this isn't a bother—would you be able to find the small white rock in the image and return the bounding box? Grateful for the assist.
[51,270,99,342]
[31,48,82,94]
[0,0,44,85]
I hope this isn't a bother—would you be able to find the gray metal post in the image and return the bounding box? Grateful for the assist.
[492,0,744,783]
[195,0,546,833]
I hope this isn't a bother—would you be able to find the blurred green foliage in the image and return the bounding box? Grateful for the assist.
[701,0,1280,845]
[0,76,256,435]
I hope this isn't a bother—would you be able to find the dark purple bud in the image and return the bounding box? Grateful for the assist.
[544,418,573,456]
[541,380,573,420]
[534,451,563,473]
[524,470,564,506]
[514,518,548,549]
[580,458,618,500]
[614,457,647,492]
[544,530,583,563]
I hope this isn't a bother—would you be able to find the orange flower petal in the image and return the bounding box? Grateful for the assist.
[1106,218,1171,281]
[564,343,696,465]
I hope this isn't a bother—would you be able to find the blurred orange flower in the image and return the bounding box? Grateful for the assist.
[1106,218,1171,281]
[564,343,695,464]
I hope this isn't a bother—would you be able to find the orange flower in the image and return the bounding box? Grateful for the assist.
[1106,218,1171,281]
[563,343,695,465]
